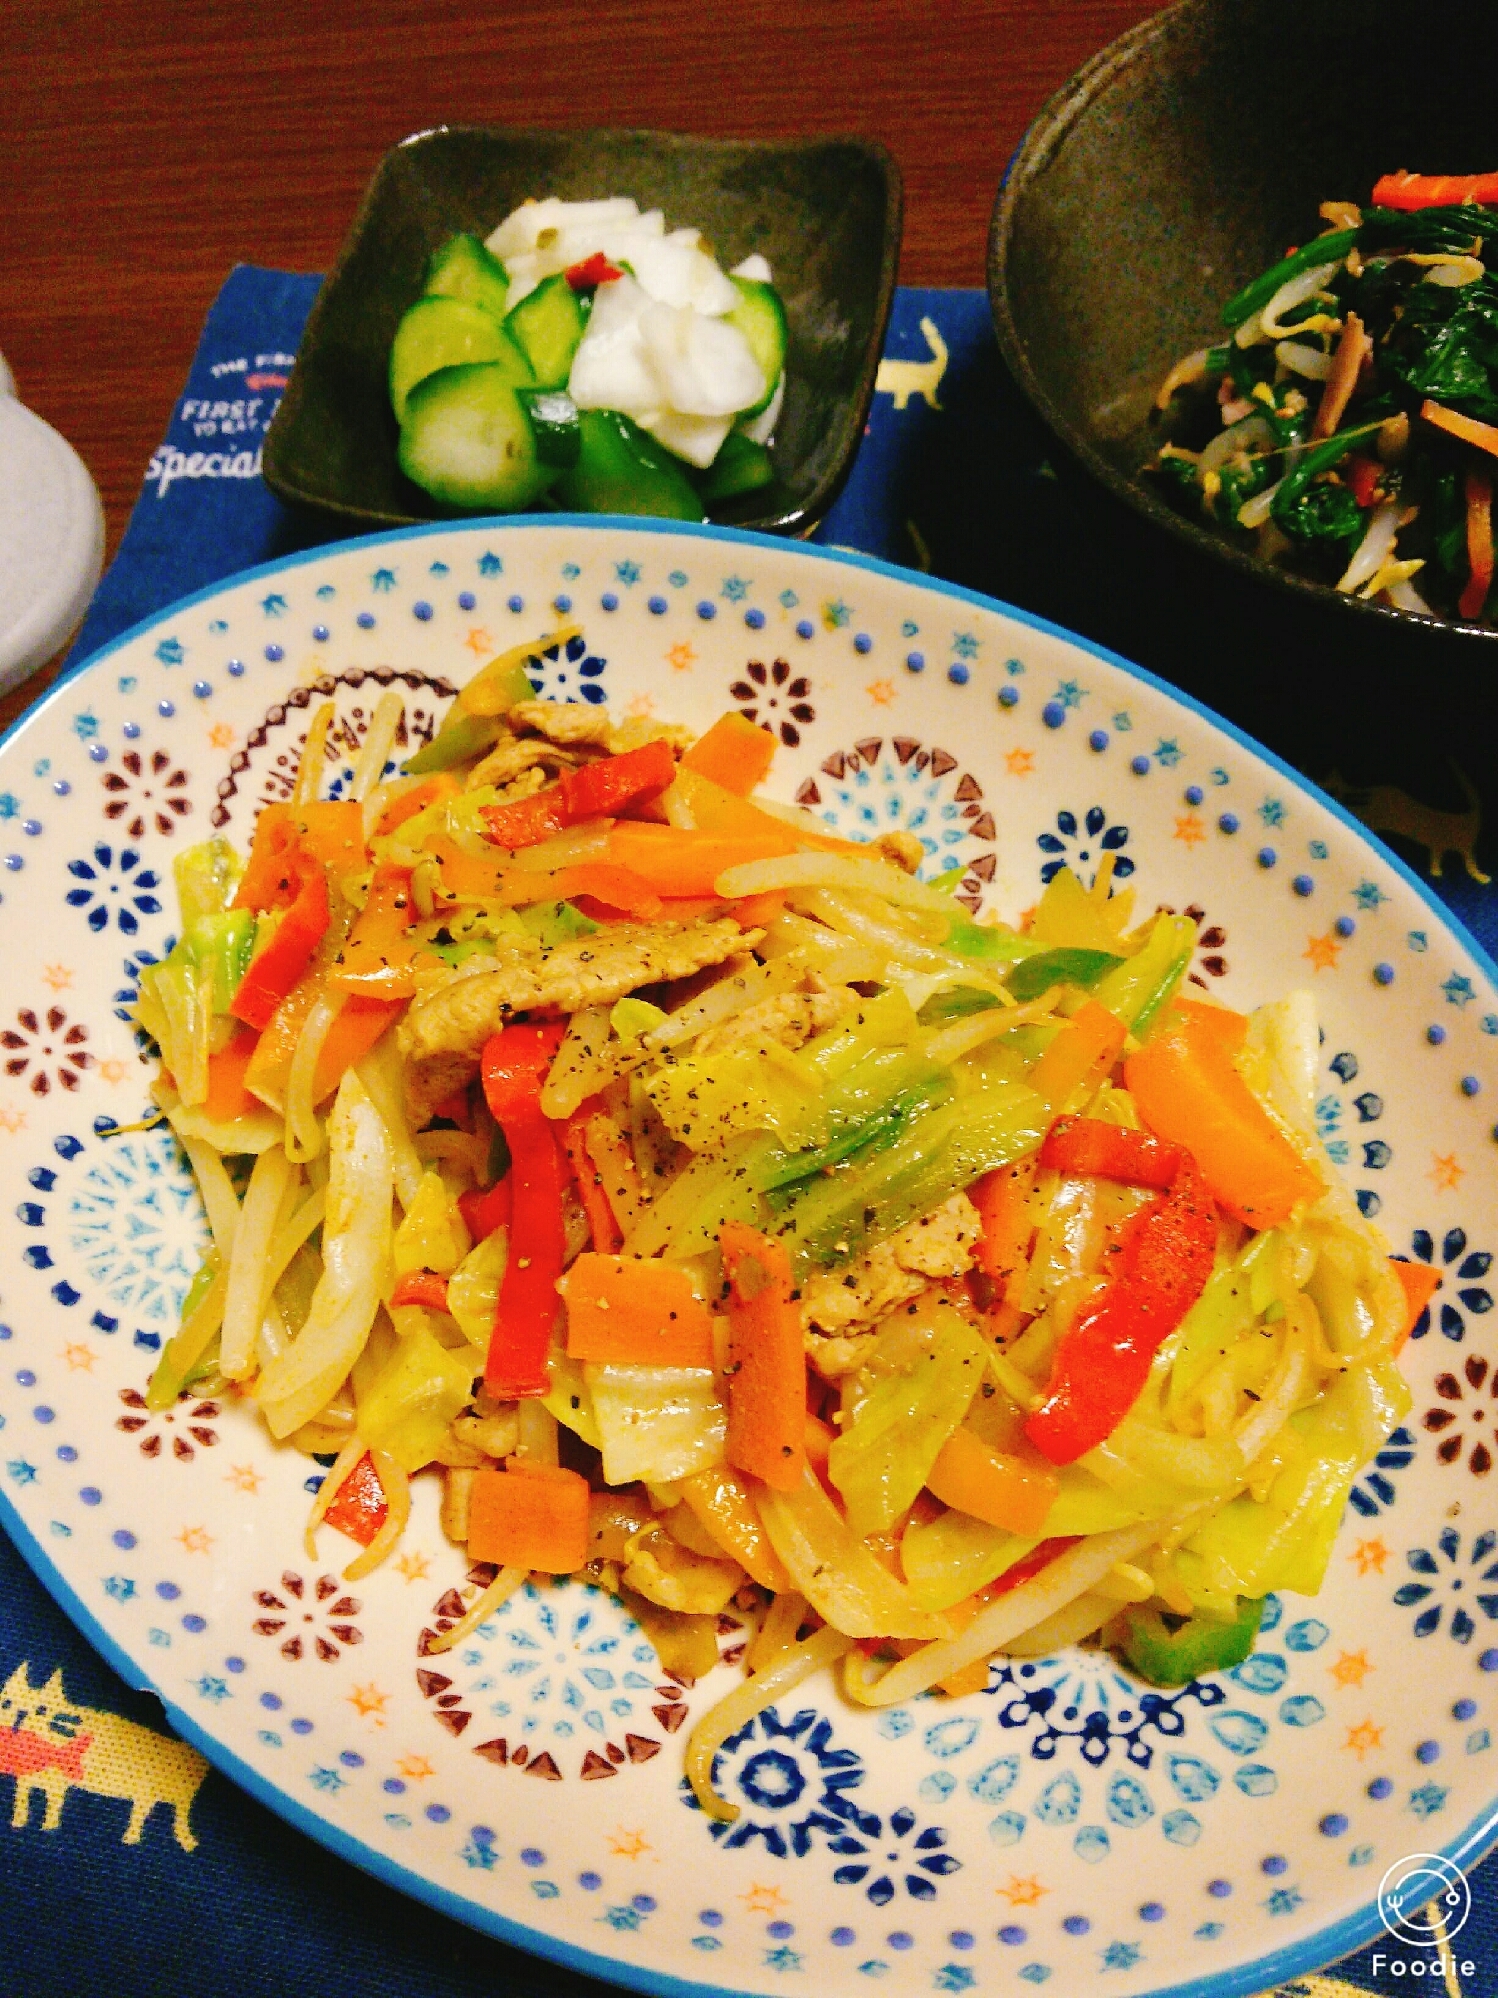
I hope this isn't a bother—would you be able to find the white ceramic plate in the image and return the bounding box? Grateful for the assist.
[1,521,1495,1998]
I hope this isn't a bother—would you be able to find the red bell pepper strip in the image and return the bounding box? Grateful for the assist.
[458,1173,513,1244]
[321,1451,388,1547]
[229,852,331,1031]
[1039,1116,1183,1189]
[1025,1157,1218,1466]
[389,1269,451,1312]
[565,251,623,290]
[481,791,570,851]
[480,1023,569,1398]
[1345,453,1383,510]
[557,738,677,822]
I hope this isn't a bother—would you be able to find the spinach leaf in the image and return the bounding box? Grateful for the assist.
[1271,475,1364,550]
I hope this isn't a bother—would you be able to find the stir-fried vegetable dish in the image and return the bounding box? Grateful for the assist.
[135,628,1420,1819]
[1151,173,1498,624]
[391,197,787,519]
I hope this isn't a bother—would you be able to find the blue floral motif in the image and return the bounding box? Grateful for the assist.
[1408,1783,1450,1820]
[721,576,751,603]
[0,794,19,820]
[1100,1941,1143,1971]
[371,568,396,593]
[458,1582,655,1742]
[823,598,852,630]
[681,1705,869,1860]
[827,1804,962,1905]
[523,630,608,707]
[114,944,172,1032]
[478,551,503,576]
[1036,806,1133,889]
[154,637,185,668]
[1153,738,1181,768]
[1353,880,1386,910]
[1404,1228,1492,1342]
[985,1653,1225,1770]
[64,844,164,936]
[952,632,980,662]
[1394,1527,1498,1641]
[260,593,288,618]
[1442,973,1477,1008]
[1318,1049,1389,1217]
[61,1130,210,1329]
[460,1826,498,1870]
[614,560,641,586]
[1348,1425,1416,1516]
[1258,797,1286,828]
[803,739,994,898]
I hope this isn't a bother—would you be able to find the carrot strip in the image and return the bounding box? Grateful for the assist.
[720,1223,807,1492]
[329,866,418,997]
[204,1024,260,1123]
[312,996,404,1102]
[1028,999,1126,1108]
[562,1252,714,1366]
[372,772,460,838]
[389,1270,451,1312]
[1461,468,1494,621]
[562,1109,625,1255]
[467,1461,590,1572]
[731,890,788,930]
[608,822,797,896]
[925,1426,1058,1537]
[1372,171,1498,211]
[1391,1257,1443,1354]
[680,712,778,795]
[492,862,664,921]
[1171,996,1248,1056]
[1421,398,1498,463]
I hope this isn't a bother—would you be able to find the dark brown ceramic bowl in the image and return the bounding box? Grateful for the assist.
[264,125,901,536]
[988,0,1498,648]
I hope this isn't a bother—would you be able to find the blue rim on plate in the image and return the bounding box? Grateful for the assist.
[0,516,1494,1998]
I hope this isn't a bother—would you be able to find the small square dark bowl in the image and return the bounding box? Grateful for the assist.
[264,125,901,536]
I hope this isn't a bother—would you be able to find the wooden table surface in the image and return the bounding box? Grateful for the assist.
[10,0,1158,622]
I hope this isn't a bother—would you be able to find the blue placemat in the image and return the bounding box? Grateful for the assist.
[1,264,1492,1998]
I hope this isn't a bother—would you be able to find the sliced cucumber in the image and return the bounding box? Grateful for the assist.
[398,362,553,511]
[389,298,534,423]
[698,429,774,502]
[725,277,788,417]
[519,390,581,469]
[423,233,510,323]
[505,272,589,390]
[554,409,705,520]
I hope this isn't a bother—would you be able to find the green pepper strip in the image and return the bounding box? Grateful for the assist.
[1120,1596,1265,1686]
[1221,229,1357,330]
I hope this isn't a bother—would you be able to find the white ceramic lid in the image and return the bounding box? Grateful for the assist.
[0,365,104,696]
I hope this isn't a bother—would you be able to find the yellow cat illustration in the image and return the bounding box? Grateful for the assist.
[0,1659,206,1850]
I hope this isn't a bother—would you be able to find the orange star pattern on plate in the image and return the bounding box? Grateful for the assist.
[347,1682,391,1720]
[666,642,696,673]
[1431,1152,1465,1193]
[176,1524,214,1555]
[224,1463,262,1494]
[624,692,656,720]
[395,1754,435,1781]
[463,627,494,656]
[1343,1719,1384,1760]
[394,1550,431,1582]
[740,1884,788,1915]
[1328,1649,1373,1689]
[865,678,896,707]
[98,1059,128,1084]
[0,1108,27,1134]
[207,722,235,751]
[41,964,73,992]
[1005,748,1035,777]
[1173,812,1206,848]
[607,1828,653,1860]
[1349,1537,1389,1577]
[1303,931,1342,972]
[996,1875,1051,1907]
[60,1343,96,1372]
